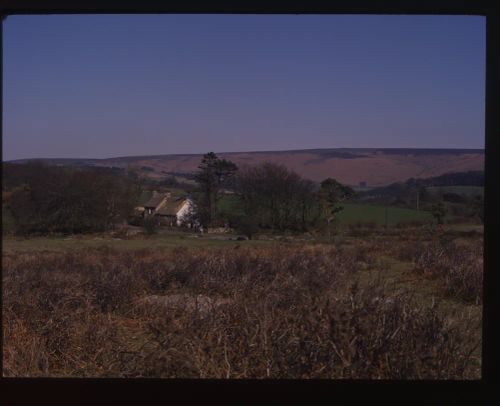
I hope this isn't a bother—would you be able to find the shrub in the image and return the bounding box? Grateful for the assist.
[413,239,483,304]
[234,215,259,240]
[2,245,481,378]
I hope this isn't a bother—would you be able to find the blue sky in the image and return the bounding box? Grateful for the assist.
[2,14,485,160]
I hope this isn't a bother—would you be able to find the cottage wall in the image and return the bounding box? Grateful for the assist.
[176,199,194,226]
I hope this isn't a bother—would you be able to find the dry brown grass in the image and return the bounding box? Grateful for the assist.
[2,243,481,378]
[395,237,483,305]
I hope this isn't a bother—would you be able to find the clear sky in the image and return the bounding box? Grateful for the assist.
[2,14,485,160]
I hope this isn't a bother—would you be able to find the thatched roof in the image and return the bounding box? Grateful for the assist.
[143,191,168,209]
[155,197,187,216]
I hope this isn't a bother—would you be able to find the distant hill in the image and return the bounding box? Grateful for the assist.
[358,170,484,200]
[405,170,484,187]
[7,148,484,187]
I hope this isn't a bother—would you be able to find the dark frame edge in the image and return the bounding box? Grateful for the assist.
[0,1,498,403]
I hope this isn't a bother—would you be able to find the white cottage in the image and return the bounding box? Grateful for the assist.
[134,191,195,227]
[154,196,195,227]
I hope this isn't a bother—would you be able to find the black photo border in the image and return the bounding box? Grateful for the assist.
[0,0,498,403]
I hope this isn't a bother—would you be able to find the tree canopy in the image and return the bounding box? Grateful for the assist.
[6,163,140,235]
[235,162,321,231]
[193,152,238,226]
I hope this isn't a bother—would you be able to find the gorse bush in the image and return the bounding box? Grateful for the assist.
[2,245,481,378]
[412,239,483,304]
[141,282,480,379]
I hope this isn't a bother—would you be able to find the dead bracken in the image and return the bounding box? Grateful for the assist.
[2,241,482,379]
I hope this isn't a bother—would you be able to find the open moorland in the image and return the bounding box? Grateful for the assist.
[3,226,483,379]
[9,147,484,187]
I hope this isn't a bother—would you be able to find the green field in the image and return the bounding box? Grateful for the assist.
[338,203,433,226]
[168,187,190,198]
[426,186,483,197]
[217,196,435,227]
[217,194,245,218]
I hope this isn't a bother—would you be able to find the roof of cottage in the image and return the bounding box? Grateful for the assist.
[143,191,169,209]
[155,197,188,216]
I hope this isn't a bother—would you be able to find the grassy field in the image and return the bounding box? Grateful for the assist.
[167,187,190,198]
[2,233,272,253]
[217,194,245,218]
[338,203,433,226]
[217,197,436,227]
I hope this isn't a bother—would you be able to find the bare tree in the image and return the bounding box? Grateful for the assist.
[318,178,355,236]
[235,162,321,231]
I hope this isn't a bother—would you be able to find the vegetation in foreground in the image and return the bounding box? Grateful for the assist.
[3,232,482,379]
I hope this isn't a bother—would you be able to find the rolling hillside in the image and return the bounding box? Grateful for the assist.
[8,148,484,187]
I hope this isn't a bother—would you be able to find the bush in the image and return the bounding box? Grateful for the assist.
[2,245,481,378]
[347,222,378,237]
[413,239,483,304]
[234,216,259,240]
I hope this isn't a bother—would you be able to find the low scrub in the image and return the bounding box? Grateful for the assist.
[3,244,480,378]
[409,239,483,304]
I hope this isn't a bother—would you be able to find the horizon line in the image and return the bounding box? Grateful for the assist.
[4,146,486,163]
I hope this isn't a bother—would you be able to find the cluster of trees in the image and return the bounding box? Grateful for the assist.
[191,153,485,234]
[4,163,140,235]
[5,156,357,237]
[235,162,318,231]
[191,153,355,236]
[5,155,484,238]
[405,170,484,188]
